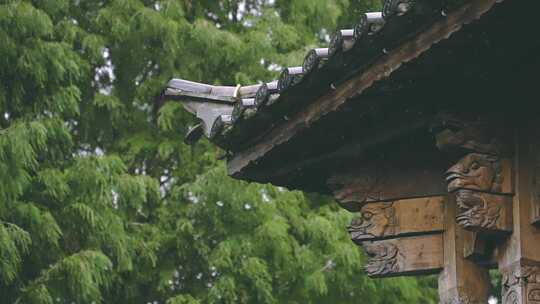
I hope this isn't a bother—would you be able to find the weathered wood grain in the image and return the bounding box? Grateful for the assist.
[438,195,491,304]
[328,154,448,211]
[349,196,444,243]
[454,191,513,235]
[498,127,540,304]
[362,234,443,278]
[531,136,540,227]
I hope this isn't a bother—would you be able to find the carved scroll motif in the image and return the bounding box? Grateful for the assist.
[502,263,540,304]
[363,242,400,277]
[348,202,396,241]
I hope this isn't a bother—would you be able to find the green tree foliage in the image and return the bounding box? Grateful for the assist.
[0,0,438,303]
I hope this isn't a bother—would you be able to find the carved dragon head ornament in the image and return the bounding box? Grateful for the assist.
[445,153,502,193]
[363,242,399,277]
[454,190,502,230]
[348,203,395,240]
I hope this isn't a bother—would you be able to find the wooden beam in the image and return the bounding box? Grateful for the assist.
[438,195,491,304]
[532,151,540,226]
[462,231,497,267]
[349,196,444,243]
[361,234,443,278]
[498,127,540,304]
[328,153,448,211]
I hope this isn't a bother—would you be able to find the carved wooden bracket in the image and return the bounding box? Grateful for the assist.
[454,190,512,234]
[434,113,514,239]
[444,154,513,238]
[501,261,540,304]
[348,197,444,243]
[363,241,400,277]
[361,235,443,278]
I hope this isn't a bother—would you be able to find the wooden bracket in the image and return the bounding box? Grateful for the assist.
[434,113,514,243]
[362,234,443,278]
[438,195,491,304]
[349,196,444,243]
[454,190,513,235]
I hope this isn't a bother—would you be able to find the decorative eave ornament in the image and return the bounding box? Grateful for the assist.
[163,79,261,143]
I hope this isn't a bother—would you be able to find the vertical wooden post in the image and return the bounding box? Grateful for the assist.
[438,195,491,304]
[498,130,540,304]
